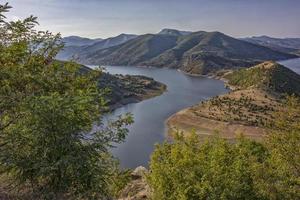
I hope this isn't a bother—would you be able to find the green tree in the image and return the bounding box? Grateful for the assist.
[0,3,132,199]
[148,133,267,200]
[255,96,300,199]
[148,97,300,200]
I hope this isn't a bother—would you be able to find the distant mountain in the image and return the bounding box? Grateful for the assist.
[241,36,300,56]
[57,34,137,61]
[77,34,137,60]
[158,28,192,36]
[62,36,102,47]
[56,46,84,61]
[79,31,297,75]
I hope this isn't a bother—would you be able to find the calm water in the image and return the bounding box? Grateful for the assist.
[93,58,300,168]
[101,66,229,168]
[279,58,300,74]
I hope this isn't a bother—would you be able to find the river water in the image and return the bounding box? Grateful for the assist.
[99,58,300,168]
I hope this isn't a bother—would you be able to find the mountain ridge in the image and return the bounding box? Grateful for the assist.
[158,28,192,36]
[78,31,297,75]
[241,36,300,56]
[57,34,137,61]
[62,36,103,46]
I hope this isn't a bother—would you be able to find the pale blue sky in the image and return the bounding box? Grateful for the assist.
[4,0,300,39]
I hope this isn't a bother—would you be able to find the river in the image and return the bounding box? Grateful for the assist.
[100,58,300,168]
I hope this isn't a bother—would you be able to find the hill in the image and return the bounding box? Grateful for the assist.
[98,72,166,109]
[79,31,297,75]
[158,28,192,36]
[77,34,137,61]
[60,62,166,109]
[62,36,102,46]
[167,61,300,139]
[57,34,137,61]
[225,61,300,95]
[242,36,300,56]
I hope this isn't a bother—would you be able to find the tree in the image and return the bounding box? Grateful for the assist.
[255,96,300,199]
[148,97,300,200]
[148,133,267,200]
[0,3,132,199]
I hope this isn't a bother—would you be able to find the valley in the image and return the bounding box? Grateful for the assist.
[60,30,300,168]
[102,66,228,168]
[99,58,300,168]
[3,1,300,199]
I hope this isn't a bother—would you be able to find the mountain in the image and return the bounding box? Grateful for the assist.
[56,46,84,61]
[79,31,297,75]
[62,36,102,46]
[241,36,300,56]
[158,28,192,36]
[77,34,137,60]
[57,34,137,61]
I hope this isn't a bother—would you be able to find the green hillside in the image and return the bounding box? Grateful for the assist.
[78,31,297,75]
[225,61,300,95]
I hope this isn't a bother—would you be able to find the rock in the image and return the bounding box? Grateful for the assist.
[118,166,150,200]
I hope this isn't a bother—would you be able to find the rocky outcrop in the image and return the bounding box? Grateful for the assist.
[118,166,150,200]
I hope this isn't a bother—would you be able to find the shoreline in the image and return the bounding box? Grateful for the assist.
[110,83,167,111]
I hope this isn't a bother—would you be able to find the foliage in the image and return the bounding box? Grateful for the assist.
[148,96,300,200]
[0,3,132,199]
[225,62,300,96]
[148,133,267,200]
[225,66,267,89]
[255,96,300,199]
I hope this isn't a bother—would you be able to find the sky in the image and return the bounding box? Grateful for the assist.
[3,0,300,39]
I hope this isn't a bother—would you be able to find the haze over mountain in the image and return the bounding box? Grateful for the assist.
[77,30,297,75]
[241,36,300,56]
[56,34,137,61]
[77,34,137,60]
[158,28,192,36]
[62,36,102,47]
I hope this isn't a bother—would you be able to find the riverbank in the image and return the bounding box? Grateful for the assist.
[166,89,269,141]
[110,82,166,110]
[105,65,228,168]
[99,73,167,110]
[166,61,300,140]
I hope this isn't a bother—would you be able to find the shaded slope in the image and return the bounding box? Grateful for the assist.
[242,36,300,56]
[80,31,297,75]
[225,61,300,95]
[57,34,137,61]
[82,34,178,66]
[62,36,102,46]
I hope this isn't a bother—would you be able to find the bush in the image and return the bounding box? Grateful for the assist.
[148,97,300,200]
[148,133,267,200]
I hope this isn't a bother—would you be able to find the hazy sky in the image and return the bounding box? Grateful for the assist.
[4,0,300,39]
